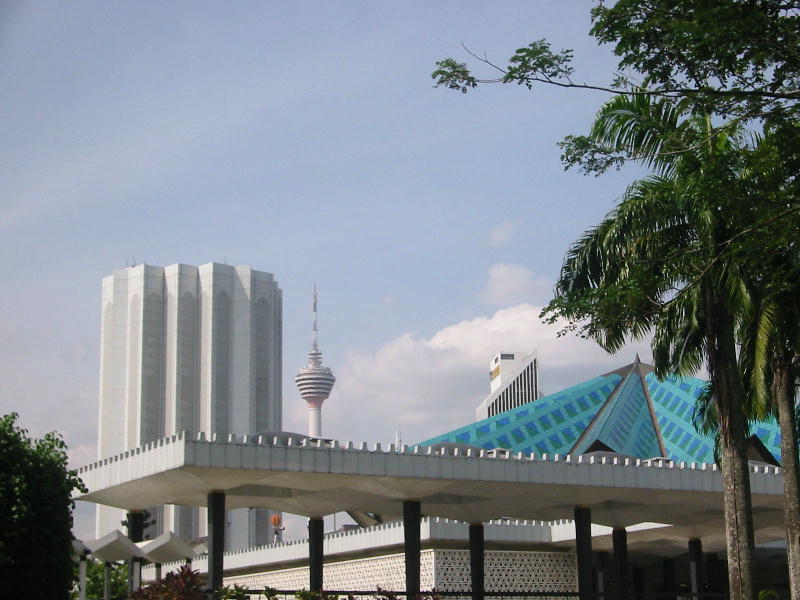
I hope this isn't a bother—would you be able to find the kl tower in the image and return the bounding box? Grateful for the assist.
[295,286,336,438]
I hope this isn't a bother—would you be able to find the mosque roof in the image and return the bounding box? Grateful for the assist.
[421,358,782,465]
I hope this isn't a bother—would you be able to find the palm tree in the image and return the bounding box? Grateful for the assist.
[543,94,769,600]
[739,245,800,595]
[691,255,800,598]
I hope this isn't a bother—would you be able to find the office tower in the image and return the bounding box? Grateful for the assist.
[95,262,282,549]
[475,350,540,420]
[295,287,335,437]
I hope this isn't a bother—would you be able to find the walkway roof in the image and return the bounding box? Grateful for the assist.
[76,431,784,539]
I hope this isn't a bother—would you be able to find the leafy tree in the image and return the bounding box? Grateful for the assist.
[432,0,800,124]
[73,560,128,600]
[433,6,800,597]
[693,122,800,596]
[589,0,800,121]
[541,93,776,600]
[431,1,800,234]
[0,412,87,600]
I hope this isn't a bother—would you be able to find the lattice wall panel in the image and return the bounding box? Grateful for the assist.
[433,550,577,593]
[225,551,435,591]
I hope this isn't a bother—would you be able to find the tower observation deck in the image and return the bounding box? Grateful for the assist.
[295,286,335,437]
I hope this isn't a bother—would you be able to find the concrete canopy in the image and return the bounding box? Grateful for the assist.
[76,431,784,534]
[139,532,197,564]
[86,530,145,562]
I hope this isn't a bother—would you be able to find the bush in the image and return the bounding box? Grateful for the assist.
[131,564,206,600]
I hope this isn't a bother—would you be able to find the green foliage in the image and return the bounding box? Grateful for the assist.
[262,586,279,600]
[540,93,780,419]
[73,560,128,600]
[433,3,800,595]
[294,590,339,600]
[131,564,206,600]
[434,1,800,116]
[431,58,477,94]
[218,583,250,599]
[0,412,87,600]
[373,587,441,600]
[590,0,800,119]
[539,88,792,600]
[503,41,574,87]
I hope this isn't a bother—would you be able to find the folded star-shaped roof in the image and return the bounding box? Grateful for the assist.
[422,358,781,465]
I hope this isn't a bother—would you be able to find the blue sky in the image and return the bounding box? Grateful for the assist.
[1,1,655,539]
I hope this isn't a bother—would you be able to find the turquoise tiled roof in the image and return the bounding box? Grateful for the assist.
[423,374,621,455]
[421,359,782,464]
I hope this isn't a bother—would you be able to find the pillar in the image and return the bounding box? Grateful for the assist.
[78,555,87,600]
[308,517,324,592]
[688,538,704,598]
[574,507,593,600]
[662,558,676,600]
[613,527,628,600]
[127,511,144,596]
[595,551,610,600]
[207,491,226,593]
[469,523,485,600]
[103,562,112,600]
[706,553,721,594]
[404,500,422,598]
[155,563,162,581]
[633,567,644,600]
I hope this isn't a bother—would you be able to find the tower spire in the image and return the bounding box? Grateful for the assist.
[312,283,319,352]
[295,285,335,437]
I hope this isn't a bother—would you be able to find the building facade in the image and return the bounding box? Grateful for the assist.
[95,262,282,549]
[476,351,540,420]
[144,518,578,595]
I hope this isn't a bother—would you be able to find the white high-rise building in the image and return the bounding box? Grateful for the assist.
[475,350,540,420]
[95,262,282,549]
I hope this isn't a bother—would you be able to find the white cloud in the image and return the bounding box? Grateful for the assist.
[322,303,652,446]
[488,221,519,247]
[481,263,551,306]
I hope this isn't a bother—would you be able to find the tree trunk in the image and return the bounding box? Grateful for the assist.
[716,400,756,600]
[706,297,756,600]
[774,364,800,597]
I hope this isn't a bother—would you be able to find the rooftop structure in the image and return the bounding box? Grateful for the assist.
[476,350,540,420]
[295,286,335,437]
[427,357,781,464]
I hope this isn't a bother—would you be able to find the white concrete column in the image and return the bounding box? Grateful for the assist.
[308,406,321,437]
[78,557,87,600]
